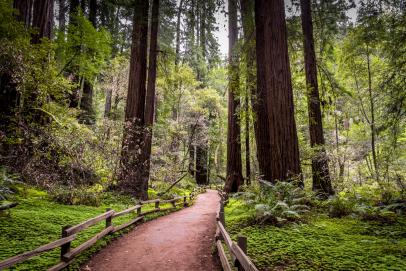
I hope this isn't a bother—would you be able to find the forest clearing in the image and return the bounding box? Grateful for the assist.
[0,0,405,270]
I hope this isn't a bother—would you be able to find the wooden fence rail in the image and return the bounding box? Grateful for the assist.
[215,191,259,271]
[0,192,198,271]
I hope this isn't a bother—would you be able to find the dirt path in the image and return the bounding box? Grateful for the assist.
[82,190,221,271]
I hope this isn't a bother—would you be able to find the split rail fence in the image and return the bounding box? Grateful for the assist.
[0,193,196,271]
[215,191,259,271]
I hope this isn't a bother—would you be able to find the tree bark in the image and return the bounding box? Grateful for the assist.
[31,0,54,44]
[256,0,302,183]
[252,0,272,183]
[118,0,149,199]
[141,0,160,193]
[58,0,66,32]
[224,0,243,193]
[13,0,33,28]
[300,0,333,195]
[175,0,184,67]
[89,0,97,27]
[240,0,256,184]
[366,47,378,181]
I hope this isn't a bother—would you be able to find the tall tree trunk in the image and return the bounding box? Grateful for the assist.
[78,0,97,125]
[58,0,66,32]
[31,0,54,44]
[256,0,301,182]
[89,0,97,27]
[224,0,243,193]
[141,0,160,193]
[175,0,184,67]
[366,47,378,181]
[252,0,272,182]
[13,0,33,28]
[300,0,333,195]
[118,0,149,199]
[240,0,255,184]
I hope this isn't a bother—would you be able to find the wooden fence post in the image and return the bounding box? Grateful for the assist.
[137,206,141,216]
[183,196,187,207]
[236,235,248,271]
[106,208,112,229]
[60,225,71,261]
[155,200,160,209]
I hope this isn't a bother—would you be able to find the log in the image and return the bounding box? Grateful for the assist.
[231,242,258,271]
[112,205,141,218]
[0,235,76,269]
[112,216,144,233]
[65,210,114,235]
[216,240,232,271]
[0,202,18,211]
[62,226,113,260]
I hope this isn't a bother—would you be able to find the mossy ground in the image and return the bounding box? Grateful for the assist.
[0,187,193,270]
[225,198,406,271]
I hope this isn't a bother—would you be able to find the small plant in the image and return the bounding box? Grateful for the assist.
[233,181,311,226]
[326,196,356,218]
[49,186,101,206]
[357,205,397,223]
[0,167,22,201]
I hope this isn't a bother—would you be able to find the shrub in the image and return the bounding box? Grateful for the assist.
[49,186,101,206]
[233,181,312,226]
[326,196,356,218]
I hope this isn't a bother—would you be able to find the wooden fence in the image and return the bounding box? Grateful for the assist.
[0,194,195,271]
[215,191,259,271]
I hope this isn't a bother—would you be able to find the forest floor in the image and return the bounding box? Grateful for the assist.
[81,189,221,271]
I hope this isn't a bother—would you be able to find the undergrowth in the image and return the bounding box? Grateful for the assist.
[0,186,192,270]
[225,197,406,271]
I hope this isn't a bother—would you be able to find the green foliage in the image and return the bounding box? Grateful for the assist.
[0,187,185,270]
[0,167,21,201]
[325,195,356,218]
[232,182,312,226]
[57,11,111,82]
[49,186,102,206]
[229,216,406,271]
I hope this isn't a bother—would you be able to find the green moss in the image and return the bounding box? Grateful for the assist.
[225,200,406,271]
[0,190,186,270]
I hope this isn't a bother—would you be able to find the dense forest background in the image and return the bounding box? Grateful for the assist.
[1,0,406,270]
[1,0,404,201]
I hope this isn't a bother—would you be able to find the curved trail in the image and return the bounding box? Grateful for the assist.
[82,190,221,271]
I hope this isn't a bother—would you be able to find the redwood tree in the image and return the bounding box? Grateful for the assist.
[300,0,333,195]
[256,0,301,182]
[224,0,243,193]
[141,0,160,192]
[118,0,149,199]
[240,0,255,184]
[251,0,272,183]
[31,0,54,44]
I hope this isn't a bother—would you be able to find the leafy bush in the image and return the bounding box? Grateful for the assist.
[356,205,397,223]
[234,181,311,226]
[326,196,356,218]
[49,186,101,206]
